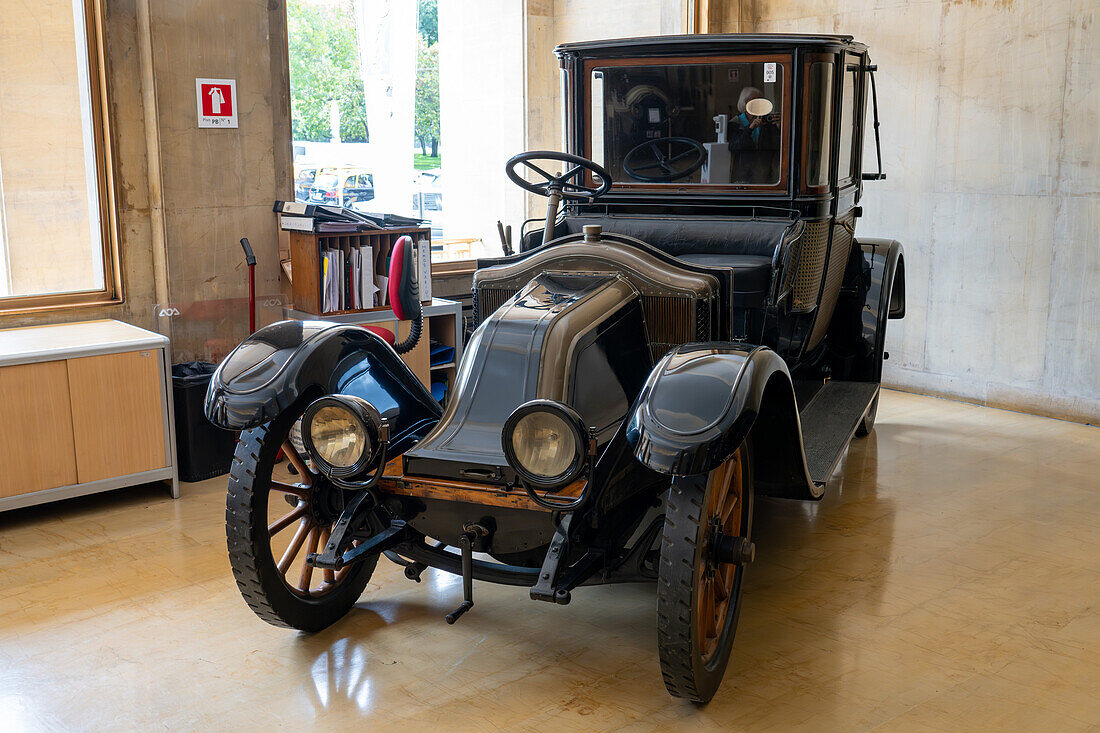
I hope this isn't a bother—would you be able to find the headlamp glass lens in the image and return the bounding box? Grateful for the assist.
[511,410,578,480]
[309,405,368,469]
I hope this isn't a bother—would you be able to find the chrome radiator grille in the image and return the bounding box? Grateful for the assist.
[474,287,517,328]
[642,294,698,362]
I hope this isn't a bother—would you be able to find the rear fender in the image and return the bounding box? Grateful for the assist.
[204,321,441,454]
[625,343,820,499]
[857,238,905,381]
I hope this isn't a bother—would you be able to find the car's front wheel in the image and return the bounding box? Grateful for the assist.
[657,443,754,703]
[225,405,376,631]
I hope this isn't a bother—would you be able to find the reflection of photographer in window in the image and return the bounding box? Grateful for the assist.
[729,87,780,184]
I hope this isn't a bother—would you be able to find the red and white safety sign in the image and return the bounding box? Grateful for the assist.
[196,78,238,128]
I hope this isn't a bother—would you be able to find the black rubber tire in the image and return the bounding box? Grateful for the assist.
[225,407,376,632]
[657,444,754,703]
[856,392,879,437]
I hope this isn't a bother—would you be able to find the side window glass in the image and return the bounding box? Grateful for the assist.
[837,54,858,182]
[806,61,834,188]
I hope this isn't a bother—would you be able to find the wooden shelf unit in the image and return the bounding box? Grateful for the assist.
[288,227,430,316]
[426,309,458,403]
[283,299,464,404]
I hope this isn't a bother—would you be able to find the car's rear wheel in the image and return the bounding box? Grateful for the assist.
[657,443,754,703]
[856,392,879,436]
[225,405,376,631]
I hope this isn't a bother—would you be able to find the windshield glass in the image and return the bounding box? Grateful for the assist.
[314,174,338,188]
[588,57,788,187]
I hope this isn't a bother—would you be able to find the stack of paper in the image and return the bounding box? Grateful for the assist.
[321,244,382,313]
[354,245,379,309]
[275,201,424,233]
[321,248,346,312]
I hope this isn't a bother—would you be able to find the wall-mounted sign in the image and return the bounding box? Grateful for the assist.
[196,78,237,128]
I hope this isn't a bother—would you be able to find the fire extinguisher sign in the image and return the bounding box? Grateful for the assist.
[196,78,238,128]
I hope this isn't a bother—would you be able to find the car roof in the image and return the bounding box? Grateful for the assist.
[555,33,866,55]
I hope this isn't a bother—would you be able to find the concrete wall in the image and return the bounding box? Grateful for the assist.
[148,0,290,360]
[524,0,683,218]
[438,0,527,258]
[753,0,1098,423]
[0,0,291,363]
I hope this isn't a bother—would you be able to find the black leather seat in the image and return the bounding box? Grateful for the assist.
[556,215,804,342]
[675,253,774,292]
[556,215,797,296]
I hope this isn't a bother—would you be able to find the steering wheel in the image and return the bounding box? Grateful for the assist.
[622,137,706,182]
[505,151,612,201]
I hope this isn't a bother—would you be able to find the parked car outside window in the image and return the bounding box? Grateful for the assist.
[308,168,375,207]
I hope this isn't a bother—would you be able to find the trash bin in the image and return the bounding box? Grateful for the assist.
[172,362,237,482]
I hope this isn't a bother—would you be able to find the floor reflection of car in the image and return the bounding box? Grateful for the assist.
[310,168,376,207]
[412,168,443,237]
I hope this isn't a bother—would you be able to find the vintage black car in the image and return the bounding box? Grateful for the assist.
[206,33,905,703]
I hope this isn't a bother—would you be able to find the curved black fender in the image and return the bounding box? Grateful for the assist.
[625,342,821,500]
[844,238,906,382]
[204,320,441,455]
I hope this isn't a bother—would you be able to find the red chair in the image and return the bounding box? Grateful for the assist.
[361,324,395,344]
[359,235,423,354]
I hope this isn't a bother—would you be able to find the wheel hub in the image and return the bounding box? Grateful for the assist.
[306,476,341,527]
[707,518,755,568]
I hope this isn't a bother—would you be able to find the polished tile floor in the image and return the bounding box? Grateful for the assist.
[1,390,1097,731]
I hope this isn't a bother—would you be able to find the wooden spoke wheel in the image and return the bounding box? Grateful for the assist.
[225,405,376,631]
[856,391,879,437]
[657,443,754,703]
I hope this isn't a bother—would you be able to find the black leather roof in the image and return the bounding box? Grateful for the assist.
[556,33,865,56]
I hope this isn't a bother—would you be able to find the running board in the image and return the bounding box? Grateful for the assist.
[798,381,879,485]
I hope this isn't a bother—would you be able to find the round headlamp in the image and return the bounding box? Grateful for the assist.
[301,395,385,478]
[502,400,589,490]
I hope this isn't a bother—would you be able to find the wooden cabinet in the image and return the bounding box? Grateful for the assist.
[0,320,177,512]
[0,360,79,498]
[396,319,431,387]
[426,311,458,405]
[67,350,167,484]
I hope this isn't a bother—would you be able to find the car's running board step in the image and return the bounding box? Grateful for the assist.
[798,380,879,485]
